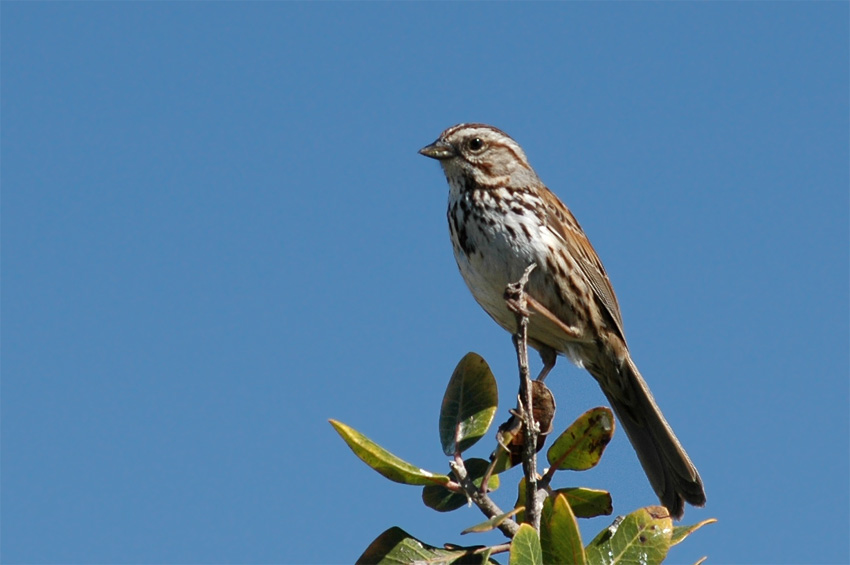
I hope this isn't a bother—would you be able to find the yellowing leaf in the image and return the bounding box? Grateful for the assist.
[585,506,673,565]
[552,487,613,518]
[330,420,449,486]
[461,507,522,535]
[671,518,717,546]
[547,407,614,471]
[509,523,542,565]
[541,494,586,565]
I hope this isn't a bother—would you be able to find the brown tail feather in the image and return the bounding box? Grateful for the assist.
[591,357,705,519]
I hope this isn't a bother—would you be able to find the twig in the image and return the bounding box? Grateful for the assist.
[475,542,512,556]
[541,462,558,486]
[505,264,544,531]
[450,456,520,538]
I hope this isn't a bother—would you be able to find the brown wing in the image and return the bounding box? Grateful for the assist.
[539,187,627,343]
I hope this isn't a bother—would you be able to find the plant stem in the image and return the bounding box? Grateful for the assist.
[507,264,543,531]
[450,456,520,538]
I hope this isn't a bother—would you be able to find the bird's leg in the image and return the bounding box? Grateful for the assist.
[505,286,532,318]
[525,295,584,340]
[536,346,557,381]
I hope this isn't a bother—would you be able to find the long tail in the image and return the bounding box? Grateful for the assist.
[590,357,706,519]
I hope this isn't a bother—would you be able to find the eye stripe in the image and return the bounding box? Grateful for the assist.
[437,124,532,171]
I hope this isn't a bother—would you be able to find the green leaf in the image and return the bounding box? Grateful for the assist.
[356,527,477,564]
[330,420,450,486]
[546,407,614,471]
[586,515,621,549]
[671,518,717,546]
[584,506,673,565]
[509,523,543,565]
[541,493,586,565]
[461,507,523,535]
[422,458,499,512]
[440,352,498,455]
[421,484,468,513]
[552,487,613,519]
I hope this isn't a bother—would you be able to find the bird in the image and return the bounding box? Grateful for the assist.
[419,123,705,519]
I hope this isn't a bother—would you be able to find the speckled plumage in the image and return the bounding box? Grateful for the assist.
[420,123,705,519]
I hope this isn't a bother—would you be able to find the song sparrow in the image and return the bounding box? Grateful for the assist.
[420,123,705,519]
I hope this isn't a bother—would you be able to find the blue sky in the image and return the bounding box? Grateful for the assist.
[3,3,847,564]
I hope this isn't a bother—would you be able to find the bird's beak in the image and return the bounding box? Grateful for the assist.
[419,140,456,160]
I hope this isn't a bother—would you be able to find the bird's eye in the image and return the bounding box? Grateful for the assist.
[468,137,485,152]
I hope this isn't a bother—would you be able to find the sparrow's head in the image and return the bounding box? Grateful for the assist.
[419,123,538,188]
